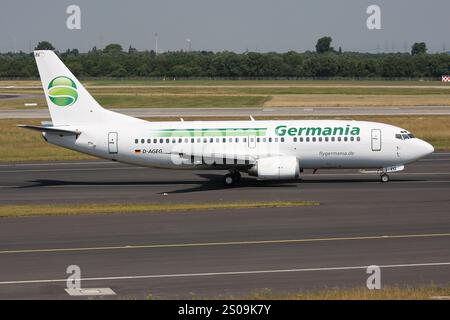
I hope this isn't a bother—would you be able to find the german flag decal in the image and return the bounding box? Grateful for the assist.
[134,149,141,154]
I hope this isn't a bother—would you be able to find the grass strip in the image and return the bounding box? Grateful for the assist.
[0,201,319,218]
[220,286,450,300]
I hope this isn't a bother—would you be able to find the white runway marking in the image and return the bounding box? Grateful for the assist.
[65,288,116,296]
[0,167,144,173]
[1,177,450,189]
[0,262,449,286]
[1,233,448,255]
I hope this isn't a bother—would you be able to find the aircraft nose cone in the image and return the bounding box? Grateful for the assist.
[419,140,434,158]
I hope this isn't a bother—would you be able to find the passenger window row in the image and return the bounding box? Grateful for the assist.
[293,136,360,142]
[134,136,360,144]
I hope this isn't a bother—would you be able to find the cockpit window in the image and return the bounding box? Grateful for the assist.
[396,131,416,140]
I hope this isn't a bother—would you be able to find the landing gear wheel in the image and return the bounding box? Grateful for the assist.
[223,171,241,186]
[223,173,235,186]
[380,174,389,183]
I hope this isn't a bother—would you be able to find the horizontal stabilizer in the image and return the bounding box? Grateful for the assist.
[17,125,80,136]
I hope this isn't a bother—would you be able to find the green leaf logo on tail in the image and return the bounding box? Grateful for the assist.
[48,76,78,107]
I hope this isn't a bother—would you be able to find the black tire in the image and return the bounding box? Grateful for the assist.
[223,173,235,186]
[381,174,389,183]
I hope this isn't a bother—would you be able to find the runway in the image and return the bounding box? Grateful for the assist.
[1,105,450,119]
[0,153,449,299]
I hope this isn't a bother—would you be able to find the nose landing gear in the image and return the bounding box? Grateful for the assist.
[380,173,390,183]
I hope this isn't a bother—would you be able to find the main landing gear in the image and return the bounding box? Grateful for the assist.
[223,170,241,186]
[380,173,390,183]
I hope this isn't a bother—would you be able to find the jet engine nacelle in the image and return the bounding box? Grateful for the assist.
[249,156,300,180]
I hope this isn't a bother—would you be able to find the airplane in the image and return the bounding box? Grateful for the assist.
[18,50,434,186]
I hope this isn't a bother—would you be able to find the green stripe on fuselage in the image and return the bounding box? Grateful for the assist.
[151,128,267,137]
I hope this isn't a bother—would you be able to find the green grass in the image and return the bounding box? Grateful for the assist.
[81,79,450,87]
[0,119,95,162]
[0,97,46,109]
[0,201,318,218]
[224,286,450,300]
[95,95,269,108]
[2,85,449,96]
[0,79,449,109]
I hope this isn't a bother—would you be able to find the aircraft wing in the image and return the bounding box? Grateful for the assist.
[167,149,271,166]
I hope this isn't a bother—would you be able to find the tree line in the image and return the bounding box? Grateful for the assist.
[0,39,448,79]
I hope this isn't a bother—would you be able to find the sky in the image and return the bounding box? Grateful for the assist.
[0,0,449,53]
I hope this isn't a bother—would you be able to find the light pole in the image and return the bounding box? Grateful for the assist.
[186,38,191,52]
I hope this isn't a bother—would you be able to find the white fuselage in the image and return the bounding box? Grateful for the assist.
[44,119,434,173]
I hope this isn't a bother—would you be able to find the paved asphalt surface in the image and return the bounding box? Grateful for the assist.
[0,153,449,299]
[2,105,450,119]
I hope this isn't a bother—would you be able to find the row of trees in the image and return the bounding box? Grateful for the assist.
[0,40,448,79]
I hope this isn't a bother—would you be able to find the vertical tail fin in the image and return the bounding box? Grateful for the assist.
[34,50,106,126]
